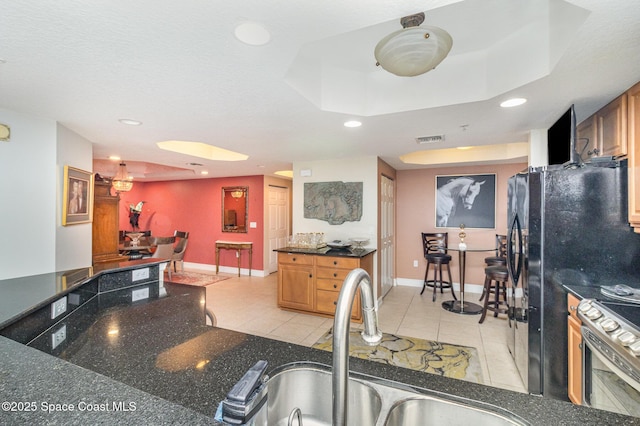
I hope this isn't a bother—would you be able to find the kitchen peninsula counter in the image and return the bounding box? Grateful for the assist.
[1,269,637,425]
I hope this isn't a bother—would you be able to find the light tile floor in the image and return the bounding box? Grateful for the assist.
[203,271,527,393]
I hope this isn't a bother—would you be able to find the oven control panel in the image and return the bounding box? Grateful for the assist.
[577,299,640,377]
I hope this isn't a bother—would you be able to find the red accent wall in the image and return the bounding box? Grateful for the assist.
[118,176,264,270]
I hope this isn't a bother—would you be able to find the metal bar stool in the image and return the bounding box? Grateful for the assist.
[421,232,456,302]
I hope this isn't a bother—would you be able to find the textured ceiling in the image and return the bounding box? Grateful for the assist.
[1,0,639,181]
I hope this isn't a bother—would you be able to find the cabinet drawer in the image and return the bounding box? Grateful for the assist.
[316,256,359,270]
[316,290,361,318]
[316,278,343,292]
[278,252,314,266]
[316,267,352,280]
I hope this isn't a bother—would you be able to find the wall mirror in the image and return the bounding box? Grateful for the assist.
[222,186,248,233]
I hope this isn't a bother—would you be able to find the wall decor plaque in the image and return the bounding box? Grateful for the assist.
[304,181,363,225]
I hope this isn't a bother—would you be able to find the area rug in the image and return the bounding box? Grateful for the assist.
[164,271,230,287]
[312,328,484,384]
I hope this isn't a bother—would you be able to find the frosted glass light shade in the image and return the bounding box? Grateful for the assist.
[374,26,453,77]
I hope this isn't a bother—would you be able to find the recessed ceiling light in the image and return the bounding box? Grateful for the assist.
[200,170,209,175]
[119,118,142,126]
[344,120,362,128]
[109,155,121,161]
[500,98,527,108]
[234,22,271,46]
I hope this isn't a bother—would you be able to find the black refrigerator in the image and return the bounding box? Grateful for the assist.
[506,160,640,400]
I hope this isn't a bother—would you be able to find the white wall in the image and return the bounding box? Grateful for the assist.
[292,156,378,245]
[0,109,57,279]
[56,124,93,271]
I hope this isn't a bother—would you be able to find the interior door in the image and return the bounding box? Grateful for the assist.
[380,175,395,298]
[267,185,289,273]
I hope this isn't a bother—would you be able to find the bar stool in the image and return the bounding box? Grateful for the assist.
[480,234,507,301]
[421,232,456,302]
[479,265,509,324]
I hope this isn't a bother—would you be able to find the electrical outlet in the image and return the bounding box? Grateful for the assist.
[413,260,419,268]
[51,296,67,319]
[131,287,149,302]
[132,268,150,282]
[51,325,66,350]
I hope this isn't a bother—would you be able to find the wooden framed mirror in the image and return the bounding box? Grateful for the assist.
[222,186,248,233]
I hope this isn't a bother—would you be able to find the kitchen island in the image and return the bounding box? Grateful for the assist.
[1,266,637,425]
[274,246,376,321]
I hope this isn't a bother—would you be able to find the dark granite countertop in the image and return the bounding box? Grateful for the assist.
[2,276,637,425]
[274,246,376,258]
[0,259,167,329]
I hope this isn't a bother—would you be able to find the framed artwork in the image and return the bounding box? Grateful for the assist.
[62,165,94,225]
[435,173,496,229]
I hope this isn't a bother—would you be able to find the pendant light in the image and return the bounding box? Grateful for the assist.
[112,162,133,193]
[375,12,453,77]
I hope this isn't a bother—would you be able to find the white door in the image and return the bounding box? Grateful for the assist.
[381,175,395,297]
[267,185,289,273]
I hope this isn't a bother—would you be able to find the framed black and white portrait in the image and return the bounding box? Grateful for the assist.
[435,173,496,229]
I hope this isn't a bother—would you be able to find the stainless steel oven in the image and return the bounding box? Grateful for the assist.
[577,299,640,418]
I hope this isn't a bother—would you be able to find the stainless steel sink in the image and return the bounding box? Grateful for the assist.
[383,397,525,426]
[257,362,529,426]
[264,363,382,425]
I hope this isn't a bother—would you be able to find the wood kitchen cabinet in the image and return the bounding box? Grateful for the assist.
[627,81,640,232]
[277,249,375,322]
[578,94,628,160]
[277,253,314,311]
[567,293,582,405]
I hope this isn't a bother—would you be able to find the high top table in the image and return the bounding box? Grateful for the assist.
[442,245,494,315]
[215,241,252,276]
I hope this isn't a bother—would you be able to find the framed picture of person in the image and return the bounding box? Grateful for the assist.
[435,173,496,229]
[62,165,94,225]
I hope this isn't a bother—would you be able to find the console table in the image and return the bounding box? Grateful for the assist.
[215,241,253,277]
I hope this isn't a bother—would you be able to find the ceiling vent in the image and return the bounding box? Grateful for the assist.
[415,135,445,144]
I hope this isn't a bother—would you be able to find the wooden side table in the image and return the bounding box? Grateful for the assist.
[215,241,253,276]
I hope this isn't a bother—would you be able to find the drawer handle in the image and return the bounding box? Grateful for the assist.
[333,301,337,305]
[333,284,337,289]
[309,274,313,278]
[333,261,338,265]
[333,273,337,277]
[292,257,296,262]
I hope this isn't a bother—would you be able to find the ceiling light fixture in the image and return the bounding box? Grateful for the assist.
[344,120,362,128]
[234,21,271,46]
[112,162,133,193]
[500,98,527,108]
[119,118,142,126]
[375,12,452,77]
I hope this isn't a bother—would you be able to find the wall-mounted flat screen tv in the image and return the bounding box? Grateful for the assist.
[547,104,581,167]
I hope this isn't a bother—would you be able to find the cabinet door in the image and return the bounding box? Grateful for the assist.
[628,82,640,232]
[567,293,582,405]
[577,115,598,160]
[597,94,628,157]
[278,265,314,311]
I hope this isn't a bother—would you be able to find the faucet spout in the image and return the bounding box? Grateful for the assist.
[332,268,382,426]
